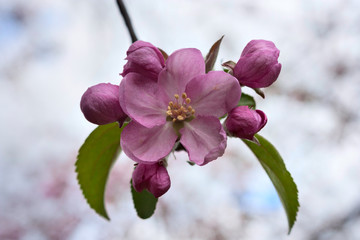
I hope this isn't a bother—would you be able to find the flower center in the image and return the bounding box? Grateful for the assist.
[166,92,195,122]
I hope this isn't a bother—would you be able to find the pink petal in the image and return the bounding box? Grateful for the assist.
[121,41,165,81]
[241,40,278,56]
[158,48,205,100]
[185,71,241,118]
[132,163,155,192]
[119,73,169,128]
[80,83,127,125]
[225,106,268,140]
[132,162,171,198]
[148,164,171,198]
[234,40,281,88]
[121,121,178,163]
[179,116,227,166]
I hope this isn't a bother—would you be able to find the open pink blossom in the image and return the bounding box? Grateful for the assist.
[80,83,127,125]
[120,47,241,166]
[121,40,165,81]
[132,162,170,198]
[225,106,267,141]
[233,40,281,88]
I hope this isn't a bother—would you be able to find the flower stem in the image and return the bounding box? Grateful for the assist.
[116,0,138,43]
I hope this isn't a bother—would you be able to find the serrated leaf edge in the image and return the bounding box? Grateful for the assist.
[75,124,121,220]
[243,135,299,234]
[130,181,158,219]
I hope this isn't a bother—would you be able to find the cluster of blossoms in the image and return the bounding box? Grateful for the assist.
[80,39,281,198]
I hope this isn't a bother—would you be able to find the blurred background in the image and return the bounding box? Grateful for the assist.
[1,0,360,239]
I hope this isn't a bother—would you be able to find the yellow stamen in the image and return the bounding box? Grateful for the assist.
[167,93,196,122]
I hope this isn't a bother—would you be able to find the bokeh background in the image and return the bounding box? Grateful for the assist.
[1,0,360,239]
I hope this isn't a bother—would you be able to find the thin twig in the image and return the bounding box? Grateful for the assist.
[116,0,138,43]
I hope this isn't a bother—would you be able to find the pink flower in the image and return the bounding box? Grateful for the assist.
[132,162,170,198]
[225,106,267,141]
[80,83,127,125]
[121,41,165,81]
[233,40,282,88]
[120,47,241,166]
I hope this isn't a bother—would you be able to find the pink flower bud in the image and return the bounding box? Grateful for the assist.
[225,106,267,140]
[132,162,171,198]
[80,83,127,125]
[121,41,165,81]
[233,40,282,88]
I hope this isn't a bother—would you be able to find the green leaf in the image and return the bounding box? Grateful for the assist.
[187,160,195,166]
[243,134,299,233]
[222,60,236,71]
[131,181,158,219]
[205,35,224,73]
[238,93,256,109]
[158,47,168,61]
[253,87,265,99]
[76,122,126,220]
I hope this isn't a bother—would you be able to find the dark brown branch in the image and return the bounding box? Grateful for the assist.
[116,0,138,43]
